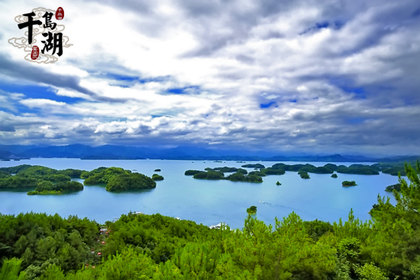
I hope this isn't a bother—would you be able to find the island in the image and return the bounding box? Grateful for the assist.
[28,181,83,195]
[298,170,310,179]
[276,181,281,186]
[336,164,379,175]
[342,180,357,187]
[83,167,156,192]
[241,163,265,169]
[261,167,285,175]
[184,170,202,176]
[184,161,410,184]
[241,162,402,177]
[0,165,84,195]
[207,166,248,174]
[193,170,225,180]
[187,168,263,183]
[226,172,263,183]
[385,183,401,192]
[248,170,266,177]
[0,165,157,194]
[152,174,164,181]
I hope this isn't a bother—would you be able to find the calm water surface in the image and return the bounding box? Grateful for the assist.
[0,158,399,228]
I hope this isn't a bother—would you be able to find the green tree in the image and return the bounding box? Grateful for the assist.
[0,258,26,280]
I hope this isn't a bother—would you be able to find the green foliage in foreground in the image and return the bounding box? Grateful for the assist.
[1,162,419,279]
[0,213,99,278]
[342,180,357,187]
[82,167,156,192]
[246,205,257,214]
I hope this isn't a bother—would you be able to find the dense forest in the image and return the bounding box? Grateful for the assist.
[1,162,419,279]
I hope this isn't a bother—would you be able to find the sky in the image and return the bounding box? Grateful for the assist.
[0,0,420,156]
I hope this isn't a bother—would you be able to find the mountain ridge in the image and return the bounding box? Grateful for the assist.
[1,144,418,163]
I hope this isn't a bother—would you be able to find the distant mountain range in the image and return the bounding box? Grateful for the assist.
[0,144,418,163]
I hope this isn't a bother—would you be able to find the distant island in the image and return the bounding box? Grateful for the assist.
[342,181,357,187]
[298,170,310,179]
[0,165,156,194]
[241,163,265,169]
[152,174,164,181]
[185,168,262,183]
[184,162,407,184]
[385,183,401,192]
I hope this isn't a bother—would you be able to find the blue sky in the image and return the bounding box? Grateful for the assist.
[0,0,420,156]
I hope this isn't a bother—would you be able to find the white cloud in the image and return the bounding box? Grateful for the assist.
[0,0,419,155]
[20,98,66,108]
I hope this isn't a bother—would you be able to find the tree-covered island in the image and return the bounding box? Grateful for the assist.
[27,181,83,195]
[0,165,84,195]
[298,170,310,179]
[152,174,164,181]
[185,168,262,183]
[0,165,156,194]
[385,183,401,192]
[241,163,265,169]
[185,161,411,184]
[82,167,156,192]
[342,181,357,187]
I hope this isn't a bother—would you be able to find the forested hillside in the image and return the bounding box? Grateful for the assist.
[1,162,419,279]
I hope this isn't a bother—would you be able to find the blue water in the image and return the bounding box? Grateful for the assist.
[0,158,399,228]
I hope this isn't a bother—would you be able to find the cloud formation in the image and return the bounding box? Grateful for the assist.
[0,0,419,155]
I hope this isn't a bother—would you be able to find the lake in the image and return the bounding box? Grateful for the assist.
[0,158,399,228]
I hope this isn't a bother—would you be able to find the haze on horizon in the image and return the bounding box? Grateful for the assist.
[0,0,420,156]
